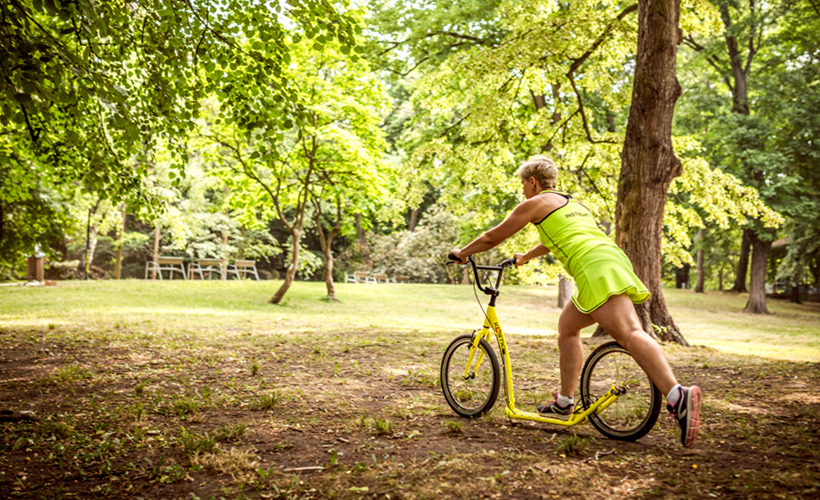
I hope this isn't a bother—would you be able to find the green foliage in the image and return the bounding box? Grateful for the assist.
[370,206,461,283]
[371,0,777,279]
[1,0,361,212]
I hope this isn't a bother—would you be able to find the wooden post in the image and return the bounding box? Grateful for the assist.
[152,225,160,280]
[114,203,126,280]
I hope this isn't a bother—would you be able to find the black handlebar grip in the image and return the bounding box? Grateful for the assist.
[448,253,461,263]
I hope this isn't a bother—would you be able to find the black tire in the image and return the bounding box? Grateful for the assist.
[580,341,661,441]
[440,334,501,418]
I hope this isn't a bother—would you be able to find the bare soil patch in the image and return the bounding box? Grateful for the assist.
[1,325,819,499]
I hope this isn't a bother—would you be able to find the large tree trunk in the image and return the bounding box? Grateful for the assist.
[270,229,301,304]
[615,0,688,345]
[557,275,573,309]
[743,230,772,314]
[731,228,751,292]
[354,213,371,267]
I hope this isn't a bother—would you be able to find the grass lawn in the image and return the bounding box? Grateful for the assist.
[1,280,819,499]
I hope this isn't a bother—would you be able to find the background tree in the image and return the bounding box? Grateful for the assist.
[204,38,391,303]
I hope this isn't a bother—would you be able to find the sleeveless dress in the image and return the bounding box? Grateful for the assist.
[533,190,650,314]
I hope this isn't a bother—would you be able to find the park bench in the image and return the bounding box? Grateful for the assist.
[145,256,187,280]
[188,258,225,280]
[226,259,260,280]
[396,275,410,284]
[345,271,369,283]
[372,273,389,284]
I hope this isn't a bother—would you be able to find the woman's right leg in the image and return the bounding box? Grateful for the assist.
[556,300,596,398]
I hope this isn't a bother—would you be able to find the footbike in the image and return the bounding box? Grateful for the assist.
[440,255,661,441]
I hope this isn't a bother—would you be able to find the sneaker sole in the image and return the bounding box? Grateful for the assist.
[683,386,702,448]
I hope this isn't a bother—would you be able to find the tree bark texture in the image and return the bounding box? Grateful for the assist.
[270,229,301,304]
[615,0,688,345]
[743,230,772,314]
[354,213,371,267]
[557,275,573,309]
[731,228,751,292]
[695,228,705,293]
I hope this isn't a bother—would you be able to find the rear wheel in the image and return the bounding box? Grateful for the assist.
[580,341,661,441]
[440,334,500,418]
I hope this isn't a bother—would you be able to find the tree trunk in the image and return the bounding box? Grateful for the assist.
[743,230,772,314]
[354,213,371,267]
[321,242,336,301]
[221,186,230,281]
[86,226,99,276]
[462,267,471,285]
[270,229,301,304]
[409,209,419,232]
[675,263,690,289]
[694,228,705,293]
[731,229,751,292]
[114,204,126,280]
[718,267,723,290]
[314,203,341,302]
[557,275,573,309]
[151,225,160,280]
[695,250,705,293]
[615,0,688,345]
[790,285,801,304]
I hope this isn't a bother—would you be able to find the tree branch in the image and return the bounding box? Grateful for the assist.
[567,4,638,75]
[566,73,616,144]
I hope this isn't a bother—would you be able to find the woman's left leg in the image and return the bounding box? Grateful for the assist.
[589,293,678,395]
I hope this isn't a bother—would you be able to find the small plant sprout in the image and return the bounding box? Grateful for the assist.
[373,418,394,436]
[255,392,279,410]
[251,362,260,376]
[556,432,591,456]
[134,381,147,395]
[445,421,463,434]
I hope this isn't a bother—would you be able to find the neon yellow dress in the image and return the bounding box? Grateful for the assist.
[533,190,650,313]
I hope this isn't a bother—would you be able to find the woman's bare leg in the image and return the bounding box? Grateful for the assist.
[589,293,678,395]
[556,300,596,398]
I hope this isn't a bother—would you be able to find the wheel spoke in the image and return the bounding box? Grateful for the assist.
[582,343,660,440]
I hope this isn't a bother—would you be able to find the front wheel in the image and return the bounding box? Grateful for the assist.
[580,341,661,441]
[440,334,500,418]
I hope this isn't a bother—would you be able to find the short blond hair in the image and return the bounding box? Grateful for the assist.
[518,155,558,189]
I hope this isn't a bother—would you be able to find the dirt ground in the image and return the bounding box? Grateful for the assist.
[1,326,819,499]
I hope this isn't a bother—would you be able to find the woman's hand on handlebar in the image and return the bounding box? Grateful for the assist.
[514,253,528,268]
[448,248,468,265]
